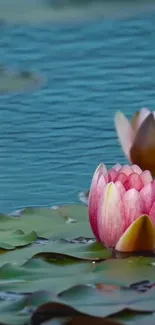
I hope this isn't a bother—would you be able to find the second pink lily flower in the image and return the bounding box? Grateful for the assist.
[89,163,155,252]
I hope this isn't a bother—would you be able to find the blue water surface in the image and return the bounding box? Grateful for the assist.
[0,13,155,212]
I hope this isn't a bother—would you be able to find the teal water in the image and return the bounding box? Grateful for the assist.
[0,13,155,212]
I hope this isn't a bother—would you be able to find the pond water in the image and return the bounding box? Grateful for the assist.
[0,10,155,213]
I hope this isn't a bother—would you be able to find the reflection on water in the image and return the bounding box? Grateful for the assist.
[0,11,155,212]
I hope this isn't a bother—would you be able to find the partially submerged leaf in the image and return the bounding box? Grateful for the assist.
[0,66,44,94]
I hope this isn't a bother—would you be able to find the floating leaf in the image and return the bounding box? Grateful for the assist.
[0,66,44,94]
[0,240,112,267]
[94,257,155,286]
[0,229,37,250]
[0,205,154,324]
[0,205,93,242]
[0,257,154,323]
[0,290,57,325]
[0,258,97,294]
[31,283,155,324]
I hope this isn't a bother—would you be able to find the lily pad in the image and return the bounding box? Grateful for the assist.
[0,240,112,267]
[0,299,29,325]
[0,229,37,250]
[0,0,155,24]
[0,290,56,325]
[31,283,155,324]
[0,205,93,242]
[0,258,97,294]
[0,66,44,94]
[0,204,154,324]
[0,256,154,323]
[94,257,155,287]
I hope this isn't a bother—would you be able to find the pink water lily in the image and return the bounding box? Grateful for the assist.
[89,163,155,252]
[115,108,155,176]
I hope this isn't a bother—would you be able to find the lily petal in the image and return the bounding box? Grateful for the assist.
[88,164,106,239]
[118,165,133,176]
[108,169,118,182]
[131,164,142,175]
[88,163,107,204]
[148,182,155,225]
[89,174,106,241]
[116,172,128,185]
[123,189,144,228]
[137,107,151,129]
[115,181,126,197]
[123,173,144,191]
[130,111,140,132]
[115,111,135,160]
[98,182,125,247]
[140,183,154,213]
[112,163,122,172]
[116,215,155,252]
[140,170,153,185]
[148,201,155,226]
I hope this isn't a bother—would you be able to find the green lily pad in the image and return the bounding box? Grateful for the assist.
[0,240,111,267]
[33,241,111,261]
[31,283,155,324]
[0,204,154,324]
[0,289,121,325]
[0,290,57,325]
[0,279,154,324]
[0,258,97,294]
[0,257,154,323]
[0,66,44,94]
[0,299,29,325]
[94,257,155,287]
[0,205,93,242]
[0,229,37,250]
